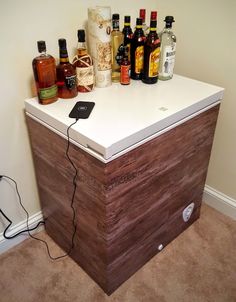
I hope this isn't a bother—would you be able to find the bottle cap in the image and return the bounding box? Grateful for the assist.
[136,18,143,26]
[77,29,85,42]
[139,9,146,21]
[124,16,131,23]
[58,38,67,49]
[164,16,175,23]
[112,13,119,20]
[151,11,157,20]
[37,40,46,53]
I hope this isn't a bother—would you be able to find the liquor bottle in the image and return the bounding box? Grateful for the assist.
[72,29,94,92]
[32,41,58,105]
[139,9,149,36]
[130,18,145,80]
[120,46,131,85]
[111,14,124,82]
[142,20,161,84]
[56,38,78,98]
[158,16,176,80]
[122,16,133,61]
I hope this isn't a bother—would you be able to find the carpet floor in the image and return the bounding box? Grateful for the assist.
[0,204,235,302]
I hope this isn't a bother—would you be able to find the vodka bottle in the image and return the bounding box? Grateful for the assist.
[159,16,176,80]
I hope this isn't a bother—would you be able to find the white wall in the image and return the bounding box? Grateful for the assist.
[0,0,235,234]
[156,0,236,200]
[0,0,159,232]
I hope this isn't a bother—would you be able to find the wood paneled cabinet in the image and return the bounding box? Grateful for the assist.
[26,103,220,295]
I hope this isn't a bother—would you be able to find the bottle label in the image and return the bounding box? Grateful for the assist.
[97,42,112,71]
[135,45,144,74]
[120,64,130,84]
[115,44,124,66]
[39,85,58,100]
[148,47,160,77]
[160,44,176,77]
[65,75,77,90]
[126,43,131,61]
[76,66,94,86]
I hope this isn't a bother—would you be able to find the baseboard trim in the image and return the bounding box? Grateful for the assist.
[203,185,236,220]
[0,211,44,255]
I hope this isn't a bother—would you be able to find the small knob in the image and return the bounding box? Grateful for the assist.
[158,244,164,251]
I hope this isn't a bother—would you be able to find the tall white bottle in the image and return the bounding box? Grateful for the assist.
[159,16,176,80]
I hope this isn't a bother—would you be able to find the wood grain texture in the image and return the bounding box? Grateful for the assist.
[26,104,220,295]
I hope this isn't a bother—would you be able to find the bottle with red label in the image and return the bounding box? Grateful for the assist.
[142,20,160,84]
[130,18,145,80]
[120,46,131,85]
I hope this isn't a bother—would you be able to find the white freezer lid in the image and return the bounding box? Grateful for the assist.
[25,74,224,162]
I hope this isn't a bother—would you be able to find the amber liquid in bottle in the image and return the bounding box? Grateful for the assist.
[56,38,78,99]
[142,20,160,84]
[73,30,94,92]
[111,14,124,82]
[32,41,58,105]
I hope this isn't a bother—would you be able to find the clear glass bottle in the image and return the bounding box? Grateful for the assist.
[130,18,145,80]
[56,38,78,99]
[72,29,94,92]
[111,14,124,82]
[32,41,58,105]
[159,16,176,80]
[142,20,160,84]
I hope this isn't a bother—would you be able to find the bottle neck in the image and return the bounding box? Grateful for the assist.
[136,24,143,30]
[112,20,120,31]
[39,50,47,57]
[77,42,87,56]
[165,23,173,29]
[59,48,69,63]
[124,23,131,28]
[149,27,157,33]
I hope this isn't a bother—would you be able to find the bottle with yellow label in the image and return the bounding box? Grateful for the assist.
[130,18,145,80]
[142,20,160,84]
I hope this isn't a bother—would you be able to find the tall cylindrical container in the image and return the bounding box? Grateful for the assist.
[87,6,112,88]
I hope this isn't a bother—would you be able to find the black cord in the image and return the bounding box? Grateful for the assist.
[0,119,79,260]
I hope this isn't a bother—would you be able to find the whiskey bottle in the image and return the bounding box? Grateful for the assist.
[130,18,145,80]
[32,41,58,105]
[159,16,176,80]
[139,9,149,36]
[142,20,160,84]
[120,46,131,85]
[122,16,133,61]
[111,14,124,82]
[72,29,94,92]
[56,38,78,98]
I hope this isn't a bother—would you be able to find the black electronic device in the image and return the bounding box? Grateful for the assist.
[69,101,95,120]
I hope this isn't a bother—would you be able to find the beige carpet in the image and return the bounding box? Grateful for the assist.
[0,204,235,302]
